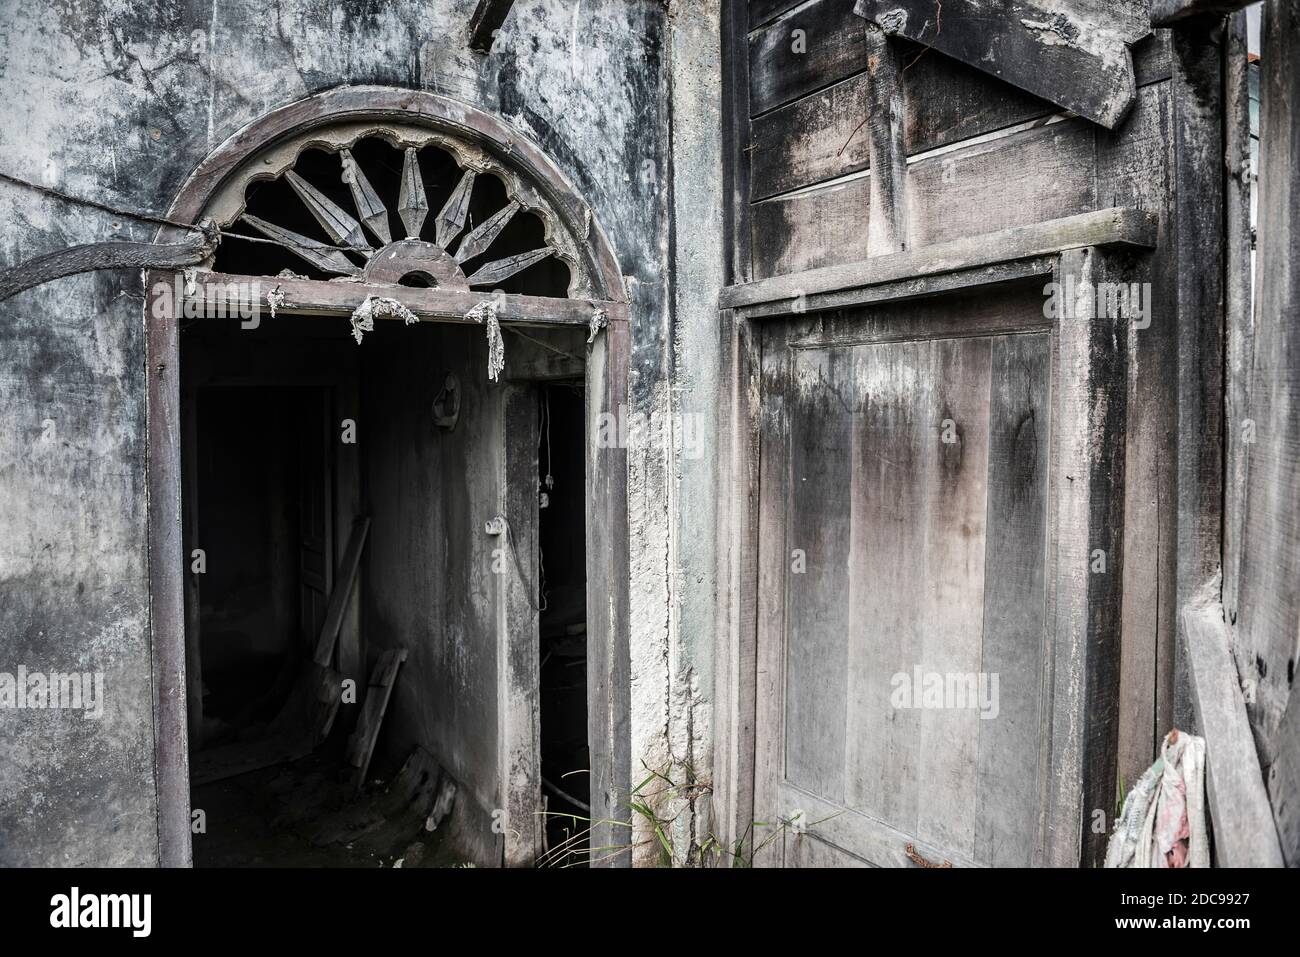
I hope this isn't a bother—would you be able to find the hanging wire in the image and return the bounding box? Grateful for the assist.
[0,167,368,257]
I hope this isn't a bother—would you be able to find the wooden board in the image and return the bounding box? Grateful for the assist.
[756,286,1059,867]
[347,648,408,794]
[852,0,1143,129]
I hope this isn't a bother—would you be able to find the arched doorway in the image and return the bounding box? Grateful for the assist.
[145,88,630,867]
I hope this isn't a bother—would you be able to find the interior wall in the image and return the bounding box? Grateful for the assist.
[0,0,672,866]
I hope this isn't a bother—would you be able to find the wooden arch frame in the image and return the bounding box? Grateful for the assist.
[146,87,631,867]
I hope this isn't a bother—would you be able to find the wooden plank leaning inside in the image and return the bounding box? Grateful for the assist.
[1181,587,1285,866]
[347,649,409,796]
[190,517,371,786]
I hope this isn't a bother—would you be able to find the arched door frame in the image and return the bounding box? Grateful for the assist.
[146,87,631,867]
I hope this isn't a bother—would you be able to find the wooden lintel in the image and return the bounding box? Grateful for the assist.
[468,0,517,53]
[1182,595,1286,867]
[183,272,625,328]
[1152,0,1254,27]
[852,0,1144,129]
[719,207,1158,313]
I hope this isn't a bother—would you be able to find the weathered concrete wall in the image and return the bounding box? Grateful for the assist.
[0,0,680,866]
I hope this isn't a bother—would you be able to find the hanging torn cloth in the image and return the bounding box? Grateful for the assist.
[349,295,418,344]
[466,299,505,382]
[1105,729,1209,868]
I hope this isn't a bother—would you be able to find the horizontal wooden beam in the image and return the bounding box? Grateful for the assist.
[468,0,517,53]
[1182,595,1286,867]
[719,207,1158,313]
[182,272,624,328]
[1152,0,1253,27]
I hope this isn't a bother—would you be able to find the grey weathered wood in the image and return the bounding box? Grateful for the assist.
[186,271,625,328]
[145,273,193,867]
[468,0,517,53]
[501,384,542,866]
[347,648,408,793]
[1237,0,1300,765]
[586,317,632,867]
[913,337,991,857]
[977,333,1051,867]
[784,346,852,804]
[711,310,762,863]
[312,518,370,667]
[0,228,217,301]
[1269,689,1300,865]
[843,339,929,832]
[1222,10,1254,634]
[749,272,1116,869]
[1171,20,1226,735]
[1041,247,1129,867]
[724,0,755,285]
[863,23,908,255]
[751,319,790,867]
[747,35,1171,201]
[852,0,1143,129]
[723,207,1158,312]
[1152,0,1254,26]
[1182,596,1285,866]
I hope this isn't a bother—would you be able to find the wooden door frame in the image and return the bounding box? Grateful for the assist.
[713,209,1154,867]
[145,88,631,867]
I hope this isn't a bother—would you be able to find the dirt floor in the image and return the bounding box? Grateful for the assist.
[191,745,465,868]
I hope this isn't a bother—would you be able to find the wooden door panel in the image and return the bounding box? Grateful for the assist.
[759,315,1053,867]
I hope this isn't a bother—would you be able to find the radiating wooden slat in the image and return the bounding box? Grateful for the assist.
[398,147,429,239]
[240,213,360,275]
[465,246,554,286]
[455,200,519,264]
[435,170,476,249]
[284,170,369,250]
[340,148,392,245]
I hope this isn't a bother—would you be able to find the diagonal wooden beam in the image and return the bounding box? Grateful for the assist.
[0,225,218,301]
[853,0,1144,129]
[468,0,517,53]
[1152,0,1255,26]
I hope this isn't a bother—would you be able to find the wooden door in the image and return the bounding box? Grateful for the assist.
[753,282,1061,868]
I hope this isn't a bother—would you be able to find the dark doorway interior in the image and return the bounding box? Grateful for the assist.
[196,385,330,743]
[537,383,590,865]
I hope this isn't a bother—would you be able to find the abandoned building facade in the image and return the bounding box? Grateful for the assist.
[1,0,1298,868]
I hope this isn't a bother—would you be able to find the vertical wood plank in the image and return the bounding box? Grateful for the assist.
[976,333,1051,867]
[784,346,852,805]
[1171,21,1226,734]
[1239,0,1300,767]
[914,337,992,859]
[586,319,632,866]
[501,383,541,865]
[146,271,193,867]
[863,23,908,256]
[752,322,790,866]
[843,340,929,830]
